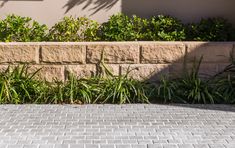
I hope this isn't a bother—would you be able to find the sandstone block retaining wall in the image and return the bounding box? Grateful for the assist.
[0,42,234,81]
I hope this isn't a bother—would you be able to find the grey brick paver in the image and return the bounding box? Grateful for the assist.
[0,104,235,148]
[131,144,147,148]
[178,144,194,148]
[22,145,38,148]
[85,144,99,148]
[39,144,54,148]
[116,145,131,148]
[7,145,23,148]
[147,144,163,148]
[54,144,69,148]
[100,144,115,148]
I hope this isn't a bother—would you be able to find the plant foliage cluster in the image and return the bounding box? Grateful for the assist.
[156,56,235,104]
[0,14,234,42]
[0,63,150,104]
[0,15,47,42]
[47,17,100,42]
[1,55,235,104]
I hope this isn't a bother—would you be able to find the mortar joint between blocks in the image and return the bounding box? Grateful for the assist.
[139,45,143,64]
[38,45,43,64]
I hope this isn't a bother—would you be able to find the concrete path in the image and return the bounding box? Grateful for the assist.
[0,104,234,148]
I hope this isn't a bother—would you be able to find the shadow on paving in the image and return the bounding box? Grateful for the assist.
[167,104,235,113]
[70,104,235,113]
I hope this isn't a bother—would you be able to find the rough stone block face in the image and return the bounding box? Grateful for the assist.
[186,42,233,63]
[0,42,233,81]
[198,64,218,77]
[41,45,86,64]
[96,64,120,76]
[140,42,185,64]
[217,63,232,73]
[65,65,96,79]
[0,44,39,64]
[86,44,139,64]
[121,64,169,81]
[0,65,9,73]
[29,65,64,82]
[168,63,187,77]
[169,63,218,78]
[233,44,235,60]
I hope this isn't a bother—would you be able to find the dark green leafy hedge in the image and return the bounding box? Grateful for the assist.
[98,14,186,41]
[47,16,100,42]
[0,15,47,42]
[186,18,235,41]
[98,14,149,41]
[0,14,234,42]
[146,15,186,41]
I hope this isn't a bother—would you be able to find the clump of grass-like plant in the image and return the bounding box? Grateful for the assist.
[1,53,235,105]
[93,71,150,104]
[0,62,151,104]
[59,54,151,104]
[211,52,235,104]
[0,65,46,104]
[156,56,216,104]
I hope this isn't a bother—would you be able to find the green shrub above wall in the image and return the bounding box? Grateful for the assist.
[98,14,186,41]
[0,15,47,42]
[47,16,100,42]
[186,17,235,41]
[0,14,234,42]
[146,15,186,41]
[98,14,149,41]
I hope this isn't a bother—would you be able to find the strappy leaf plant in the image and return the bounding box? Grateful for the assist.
[212,51,235,104]
[0,65,45,104]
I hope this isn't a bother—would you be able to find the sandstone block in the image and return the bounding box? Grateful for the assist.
[41,45,86,64]
[169,63,218,78]
[121,64,169,81]
[65,65,96,79]
[217,63,233,73]
[86,44,139,64]
[0,44,39,64]
[140,42,185,64]
[96,64,120,77]
[0,65,9,73]
[29,65,64,82]
[198,64,218,77]
[186,42,233,63]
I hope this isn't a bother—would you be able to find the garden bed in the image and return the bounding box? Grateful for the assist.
[0,41,234,104]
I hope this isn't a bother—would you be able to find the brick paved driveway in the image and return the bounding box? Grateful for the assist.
[0,104,234,148]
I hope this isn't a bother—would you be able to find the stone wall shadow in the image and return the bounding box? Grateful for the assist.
[145,42,235,112]
[64,0,119,15]
[121,0,235,111]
